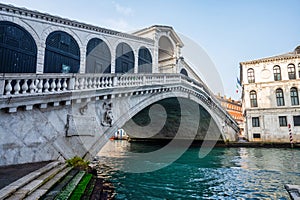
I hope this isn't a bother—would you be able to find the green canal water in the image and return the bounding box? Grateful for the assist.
[97,141,300,199]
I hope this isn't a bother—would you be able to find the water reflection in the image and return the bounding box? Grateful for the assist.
[97,141,300,199]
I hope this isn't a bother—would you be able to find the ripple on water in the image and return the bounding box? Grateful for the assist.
[97,142,300,199]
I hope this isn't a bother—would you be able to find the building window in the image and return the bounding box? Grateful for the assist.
[290,87,299,105]
[247,68,255,83]
[279,116,287,127]
[298,63,300,78]
[253,133,261,139]
[276,88,285,106]
[138,47,152,73]
[288,64,296,79]
[294,116,300,126]
[250,90,258,107]
[252,117,260,127]
[273,65,281,81]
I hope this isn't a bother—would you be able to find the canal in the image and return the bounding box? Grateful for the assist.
[97,141,300,199]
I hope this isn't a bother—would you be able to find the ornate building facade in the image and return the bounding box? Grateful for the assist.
[240,46,300,143]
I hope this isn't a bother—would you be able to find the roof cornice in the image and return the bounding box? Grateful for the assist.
[240,54,300,65]
[0,3,153,44]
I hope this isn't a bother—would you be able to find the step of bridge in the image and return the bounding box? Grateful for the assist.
[23,165,72,200]
[5,162,67,200]
[0,161,61,199]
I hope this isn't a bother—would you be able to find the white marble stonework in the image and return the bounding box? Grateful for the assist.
[240,47,300,142]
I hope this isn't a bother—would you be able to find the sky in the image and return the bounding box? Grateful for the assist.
[1,0,300,99]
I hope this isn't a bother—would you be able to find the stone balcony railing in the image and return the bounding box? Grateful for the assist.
[0,73,239,131]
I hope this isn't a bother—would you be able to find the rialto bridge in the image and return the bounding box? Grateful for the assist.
[0,3,239,166]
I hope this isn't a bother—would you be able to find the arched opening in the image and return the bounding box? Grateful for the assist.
[138,47,152,73]
[290,87,299,105]
[247,68,255,83]
[180,68,188,76]
[273,65,281,81]
[123,97,221,142]
[0,21,37,73]
[115,42,134,73]
[158,36,174,72]
[287,63,296,79]
[250,90,257,107]
[86,38,111,73]
[276,88,285,106]
[44,31,80,73]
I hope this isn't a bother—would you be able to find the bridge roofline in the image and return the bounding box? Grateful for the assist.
[0,3,154,44]
[133,25,184,48]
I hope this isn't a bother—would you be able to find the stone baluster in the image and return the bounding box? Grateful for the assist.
[102,77,106,88]
[74,77,79,90]
[22,79,28,94]
[37,79,43,93]
[79,78,84,90]
[50,79,56,92]
[105,77,109,88]
[108,77,112,87]
[93,77,97,88]
[62,78,67,91]
[118,77,122,86]
[84,77,89,89]
[57,78,62,91]
[44,79,50,92]
[29,79,36,93]
[5,80,12,95]
[14,80,21,95]
[86,77,90,88]
[88,77,93,88]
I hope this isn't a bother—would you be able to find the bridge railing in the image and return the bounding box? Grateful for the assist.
[0,73,182,97]
[0,73,238,131]
[0,73,73,96]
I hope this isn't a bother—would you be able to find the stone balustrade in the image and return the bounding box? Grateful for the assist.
[0,73,238,131]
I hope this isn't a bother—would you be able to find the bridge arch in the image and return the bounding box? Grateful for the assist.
[115,42,135,73]
[158,35,175,62]
[0,21,37,73]
[138,46,152,73]
[44,31,80,73]
[118,93,223,139]
[86,38,111,73]
[88,88,228,157]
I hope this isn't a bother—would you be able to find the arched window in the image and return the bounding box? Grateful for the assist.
[290,87,299,105]
[86,38,111,73]
[288,64,296,79]
[138,47,152,73]
[0,21,37,73]
[250,90,257,107]
[276,88,285,106]
[247,68,255,83]
[273,65,281,81]
[44,31,80,73]
[115,42,134,73]
[180,68,188,76]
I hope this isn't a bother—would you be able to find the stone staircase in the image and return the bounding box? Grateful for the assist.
[0,161,109,200]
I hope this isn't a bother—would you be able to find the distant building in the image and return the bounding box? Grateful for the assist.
[216,94,244,135]
[240,46,300,143]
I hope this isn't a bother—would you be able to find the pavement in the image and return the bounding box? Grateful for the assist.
[0,161,51,190]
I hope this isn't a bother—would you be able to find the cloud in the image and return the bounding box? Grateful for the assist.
[112,1,133,16]
[102,18,131,32]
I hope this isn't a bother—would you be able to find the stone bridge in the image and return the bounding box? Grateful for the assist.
[0,3,239,166]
